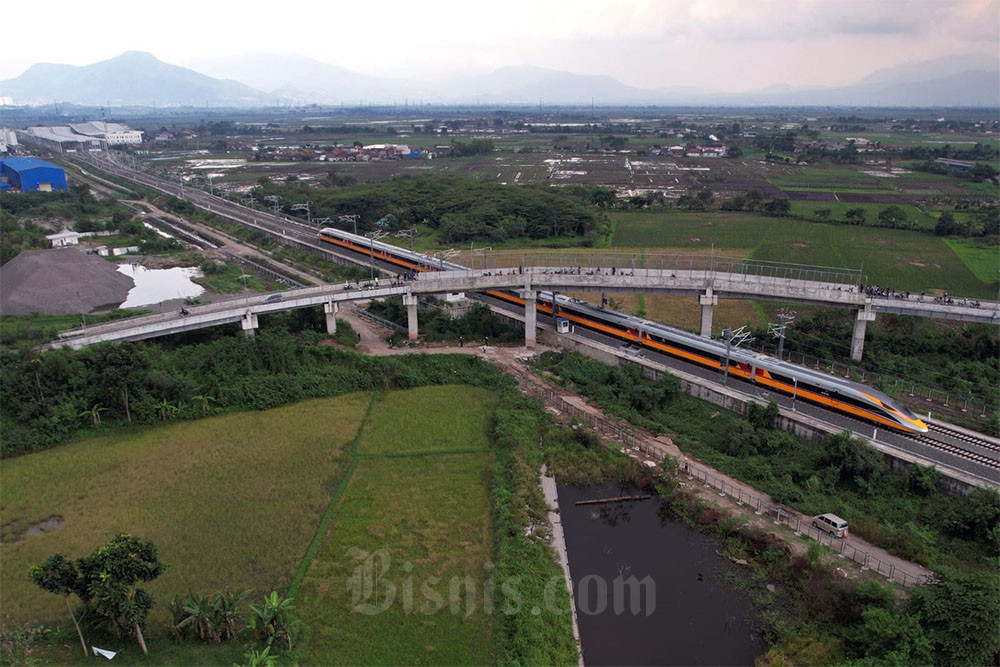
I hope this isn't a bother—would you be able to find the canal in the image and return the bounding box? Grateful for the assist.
[557,482,764,666]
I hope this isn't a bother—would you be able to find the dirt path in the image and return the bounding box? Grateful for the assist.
[335,314,932,584]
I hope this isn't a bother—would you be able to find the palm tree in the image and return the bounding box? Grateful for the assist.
[192,395,216,417]
[155,399,179,421]
[79,403,106,427]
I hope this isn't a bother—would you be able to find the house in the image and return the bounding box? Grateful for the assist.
[45,229,80,247]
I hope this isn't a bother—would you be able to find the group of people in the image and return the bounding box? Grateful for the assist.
[863,285,983,308]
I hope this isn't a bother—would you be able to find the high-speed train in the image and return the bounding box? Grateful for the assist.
[319,226,928,434]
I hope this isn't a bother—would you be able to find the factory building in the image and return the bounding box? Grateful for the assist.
[0,157,67,192]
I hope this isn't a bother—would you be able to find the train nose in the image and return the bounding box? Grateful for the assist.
[911,419,929,433]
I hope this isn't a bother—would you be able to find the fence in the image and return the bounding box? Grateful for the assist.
[220,250,305,288]
[518,362,927,587]
[680,463,927,587]
[350,305,404,332]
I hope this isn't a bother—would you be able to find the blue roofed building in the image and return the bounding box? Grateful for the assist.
[0,157,67,192]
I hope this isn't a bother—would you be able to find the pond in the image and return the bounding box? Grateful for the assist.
[116,264,204,308]
[557,482,764,666]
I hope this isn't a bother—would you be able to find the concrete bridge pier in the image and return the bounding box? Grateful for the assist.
[522,290,537,348]
[851,305,876,362]
[324,300,339,335]
[403,293,419,340]
[241,310,258,338]
[699,288,718,338]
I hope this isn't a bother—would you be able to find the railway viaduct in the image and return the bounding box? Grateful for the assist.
[59,152,999,359]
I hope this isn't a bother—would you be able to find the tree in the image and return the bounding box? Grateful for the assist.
[696,189,715,207]
[76,534,165,655]
[814,209,832,221]
[744,189,764,211]
[877,205,908,229]
[908,567,1000,666]
[849,607,933,665]
[844,208,867,225]
[246,591,299,651]
[29,554,89,657]
[934,211,957,236]
[91,344,148,424]
[79,403,106,427]
[762,198,791,217]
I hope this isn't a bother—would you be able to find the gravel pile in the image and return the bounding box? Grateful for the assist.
[0,249,135,315]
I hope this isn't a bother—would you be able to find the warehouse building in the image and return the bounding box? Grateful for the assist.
[17,126,102,153]
[0,157,67,192]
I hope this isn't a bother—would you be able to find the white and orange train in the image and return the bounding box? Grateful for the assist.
[320,226,928,435]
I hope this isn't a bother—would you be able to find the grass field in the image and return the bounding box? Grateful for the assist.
[295,387,497,665]
[358,385,497,455]
[942,237,1000,284]
[0,393,370,631]
[610,210,997,298]
[766,167,896,191]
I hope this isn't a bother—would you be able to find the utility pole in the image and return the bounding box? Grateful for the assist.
[265,195,282,217]
[721,325,753,385]
[396,228,415,251]
[767,309,796,360]
[291,201,312,226]
[339,214,360,236]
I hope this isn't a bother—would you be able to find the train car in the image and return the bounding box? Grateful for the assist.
[317,226,927,434]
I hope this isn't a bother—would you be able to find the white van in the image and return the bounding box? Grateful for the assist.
[812,513,849,538]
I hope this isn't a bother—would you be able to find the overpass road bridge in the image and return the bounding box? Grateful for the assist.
[52,267,999,358]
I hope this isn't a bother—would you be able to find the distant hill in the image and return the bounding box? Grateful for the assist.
[189,53,412,105]
[2,51,997,108]
[0,51,271,107]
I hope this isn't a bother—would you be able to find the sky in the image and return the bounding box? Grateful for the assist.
[2,0,997,90]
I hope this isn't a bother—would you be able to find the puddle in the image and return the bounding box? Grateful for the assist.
[116,264,204,307]
[2,515,64,542]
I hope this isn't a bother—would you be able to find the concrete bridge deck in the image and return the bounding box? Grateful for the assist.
[52,266,999,353]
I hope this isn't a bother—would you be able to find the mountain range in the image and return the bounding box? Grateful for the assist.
[1,51,997,108]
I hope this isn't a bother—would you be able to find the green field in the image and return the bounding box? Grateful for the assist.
[1,385,521,665]
[295,386,497,665]
[0,393,370,632]
[942,237,1000,284]
[766,166,896,191]
[611,210,998,298]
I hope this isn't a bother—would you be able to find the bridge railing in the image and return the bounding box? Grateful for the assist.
[452,251,864,287]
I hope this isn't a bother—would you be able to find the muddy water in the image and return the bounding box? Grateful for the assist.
[116,264,204,307]
[557,483,763,666]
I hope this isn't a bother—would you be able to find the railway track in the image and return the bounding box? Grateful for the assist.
[925,423,1000,455]
[908,433,1000,470]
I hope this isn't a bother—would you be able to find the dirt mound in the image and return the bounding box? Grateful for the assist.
[0,249,134,315]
